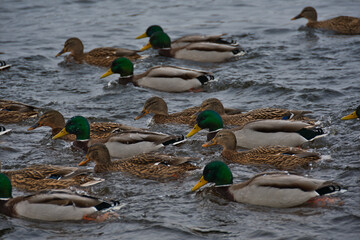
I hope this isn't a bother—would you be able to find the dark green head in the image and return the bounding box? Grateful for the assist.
[0,173,13,198]
[196,110,224,131]
[52,116,90,141]
[101,57,134,79]
[140,32,171,51]
[146,25,164,37]
[204,161,233,185]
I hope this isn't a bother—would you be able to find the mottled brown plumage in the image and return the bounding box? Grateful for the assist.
[1,164,103,192]
[28,110,144,141]
[0,99,39,124]
[135,97,242,125]
[80,143,198,180]
[292,7,360,35]
[56,38,141,67]
[202,130,320,170]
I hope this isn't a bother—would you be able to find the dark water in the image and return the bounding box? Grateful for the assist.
[1,0,360,239]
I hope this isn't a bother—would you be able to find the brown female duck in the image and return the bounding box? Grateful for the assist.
[56,37,141,67]
[79,143,198,180]
[0,99,38,124]
[28,110,144,141]
[291,6,360,35]
[1,162,103,192]
[202,130,320,170]
[134,97,242,125]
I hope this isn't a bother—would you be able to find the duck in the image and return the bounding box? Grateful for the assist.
[100,57,213,92]
[341,105,360,120]
[186,110,326,149]
[202,130,320,170]
[0,173,120,221]
[28,109,145,141]
[291,7,360,35]
[79,143,198,180]
[0,99,38,124]
[192,161,342,208]
[52,116,185,158]
[193,99,314,126]
[134,97,242,125]
[139,32,244,63]
[0,126,11,136]
[1,162,103,192]
[56,37,141,67]
[136,25,237,48]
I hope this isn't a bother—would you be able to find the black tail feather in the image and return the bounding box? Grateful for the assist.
[197,74,214,85]
[316,184,341,196]
[162,135,185,146]
[297,127,325,140]
[95,200,121,211]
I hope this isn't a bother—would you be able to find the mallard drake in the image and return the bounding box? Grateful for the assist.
[139,32,244,63]
[135,97,242,125]
[291,7,360,35]
[136,25,237,48]
[193,99,313,126]
[341,105,360,120]
[186,110,326,148]
[202,130,320,170]
[192,161,341,208]
[56,37,141,67]
[52,116,185,158]
[0,99,38,124]
[100,57,213,92]
[79,143,198,180]
[0,173,120,221]
[1,163,103,192]
[28,109,145,141]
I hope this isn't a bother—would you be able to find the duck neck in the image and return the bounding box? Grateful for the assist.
[207,129,222,141]
[158,48,172,57]
[118,75,134,85]
[73,140,89,153]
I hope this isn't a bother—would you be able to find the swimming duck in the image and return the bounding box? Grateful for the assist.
[192,161,342,208]
[193,99,313,126]
[79,143,198,180]
[341,105,360,120]
[56,37,141,67]
[202,130,320,170]
[100,57,213,92]
[136,25,237,48]
[0,99,38,124]
[28,109,145,141]
[135,97,243,125]
[186,110,326,149]
[0,173,120,221]
[291,7,360,35]
[52,116,185,158]
[139,32,244,63]
[1,163,103,192]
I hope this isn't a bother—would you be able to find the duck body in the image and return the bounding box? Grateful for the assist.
[56,38,141,67]
[0,99,38,124]
[52,116,184,158]
[140,32,244,63]
[136,25,238,48]
[187,110,325,149]
[192,161,342,208]
[101,57,213,92]
[28,110,144,141]
[292,7,360,35]
[2,164,103,192]
[203,130,320,170]
[80,144,198,180]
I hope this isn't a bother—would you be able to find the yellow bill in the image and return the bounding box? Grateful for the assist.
[100,69,114,79]
[140,42,152,51]
[136,32,148,39]
[134,109,149,120]
[52,128,69,140]
[192,176,208,191]
[341,111,358,120]
[186,124,202,138]
[79,155,91,166]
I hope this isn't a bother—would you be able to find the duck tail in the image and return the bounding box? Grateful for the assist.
[161,135,186,146]
[316,182,341,196]
[297,127,326,141]
[94,200,121,211]
[232,48,246,57]
[197,74,215,85]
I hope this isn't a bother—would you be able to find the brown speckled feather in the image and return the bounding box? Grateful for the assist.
[0,99,39,123]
